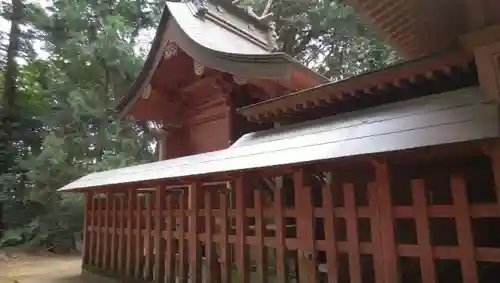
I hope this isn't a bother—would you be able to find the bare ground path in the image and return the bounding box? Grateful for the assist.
[0,252,88,283]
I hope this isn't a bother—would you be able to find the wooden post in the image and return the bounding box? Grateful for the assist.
[254,183,268,283]
[451,175,478,283]
[179,192,187,282]
[83,192,92,265]
[293,168,317,283]
[118,193,126,274]
[103,192,111,270]
[411,179,435,283]
[205,189,216,283]
[274,176,288,283]
[235,175,249,283]
[135,194,144,278]
[220,186,231,283]
[373,162,399,282]
[109,194,116,271]
[367,182,385,283]
[145,193,154,280]
[344,183,361,283]
[96,194,102,268]
[189,182,202,283]
[166,194,175,283]
[126,189,136,277]
[322,173,338,283]
[155,187,166,283]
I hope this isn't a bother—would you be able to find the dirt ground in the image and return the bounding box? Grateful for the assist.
[0,251,87,283]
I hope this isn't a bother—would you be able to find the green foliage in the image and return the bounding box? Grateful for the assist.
[0,0,398,251]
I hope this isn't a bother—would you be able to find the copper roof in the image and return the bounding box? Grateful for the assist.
[238,51,475,122]
[60,87,497,192]
[117,0,328,118]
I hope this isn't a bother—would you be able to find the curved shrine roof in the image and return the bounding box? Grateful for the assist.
[60,87,497,192]
[117,0,328,117]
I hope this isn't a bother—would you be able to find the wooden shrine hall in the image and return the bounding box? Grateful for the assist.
[60,0,500,282]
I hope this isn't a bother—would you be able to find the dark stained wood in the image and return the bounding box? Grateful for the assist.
[220,189,232,283]
[155,187,166,283]
[322,173,339,283]
[293,169,317,283]
[188,183,202,283]
[254,184,268,283]
[274,176,288,283]
[235,176,249,283]
[411,179,436,283]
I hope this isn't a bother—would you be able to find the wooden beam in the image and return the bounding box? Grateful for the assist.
[179,192,187,283]
[344,183,361,283]
[118,193,126,273]
[96,195,102,268]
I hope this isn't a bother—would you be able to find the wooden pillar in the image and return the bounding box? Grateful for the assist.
[126,189,136,277]
[367,182,385,283]
[293,168,317,283]
[110,194,118,272]
[189,183,202,283]
[344,183,362,283]
[205,189,217,283]
[451,175,478,283]
[322,173,338,283]
[96,194,102,268]
[83,192,92,265]
[274,176,288,283]
[254,183,268,283]
[165,194,175,283]
[118,193,126,274]
[220,186,231,283]
[103,192,111,270]
[135,194,144,278]
[411,179,435,283]
[373,162,399,283]
[155,187,166,283]
[235,175,249,283]
[145,193,154,280]
[179,192,187,283]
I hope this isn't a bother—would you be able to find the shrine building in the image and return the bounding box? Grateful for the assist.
[59,0,500,282]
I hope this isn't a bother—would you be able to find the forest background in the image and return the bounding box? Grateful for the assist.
[0,0,398,250]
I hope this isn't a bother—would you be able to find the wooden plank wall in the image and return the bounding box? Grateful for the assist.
[82,155,500,283]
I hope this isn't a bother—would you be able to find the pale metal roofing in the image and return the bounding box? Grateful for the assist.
[59,87,498,192]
